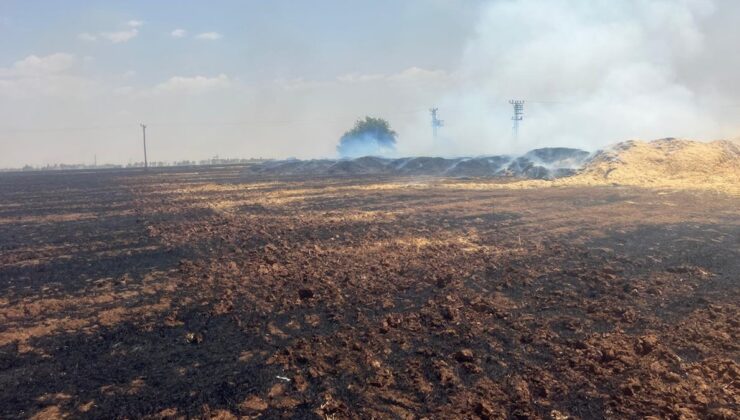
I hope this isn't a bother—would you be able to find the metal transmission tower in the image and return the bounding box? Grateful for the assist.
[430,107,444,139]
[140,123,148,170]
[509,100,525,139]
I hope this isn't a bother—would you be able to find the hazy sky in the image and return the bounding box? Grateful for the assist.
[1,0,738,167]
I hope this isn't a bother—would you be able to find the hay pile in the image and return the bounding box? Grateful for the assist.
[246,148,591,180]
[556,138,740,195]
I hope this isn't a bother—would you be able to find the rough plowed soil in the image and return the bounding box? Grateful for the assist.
[0,167,738,419]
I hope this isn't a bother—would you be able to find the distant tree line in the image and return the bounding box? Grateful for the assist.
[1,158,267,172]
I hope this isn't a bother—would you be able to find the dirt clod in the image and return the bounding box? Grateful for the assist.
[298,288,314,300]
[454,348,475,363]
[239,396,268,412]
[185,332,203,344]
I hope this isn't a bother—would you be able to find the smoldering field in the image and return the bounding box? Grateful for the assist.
[0,166,738,419]
[2,1,739,417]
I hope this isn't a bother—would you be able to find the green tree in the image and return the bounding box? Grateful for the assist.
[337,116,397,158]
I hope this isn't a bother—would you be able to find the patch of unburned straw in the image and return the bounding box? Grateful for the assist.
[173,181,280,194]
[439,179,550,191]
[442,174,740,196]
[441,139,740,196]
[314,210,398,223]
[0,270,177,354]
[368,234,490,253]
[558,139,740,196]
[175,180,424,197]
[194,181,434,213]
[0,210,128,225]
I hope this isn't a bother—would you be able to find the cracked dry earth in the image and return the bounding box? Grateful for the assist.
[0,167,738,419]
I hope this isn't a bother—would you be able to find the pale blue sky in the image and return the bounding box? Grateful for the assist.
[0,1,738,167]
[0,0,484,166]
[2,1,480,84]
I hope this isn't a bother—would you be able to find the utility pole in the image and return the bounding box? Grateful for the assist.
[140,123,148,170]
[509,100,524,139]
[430,107,444,139]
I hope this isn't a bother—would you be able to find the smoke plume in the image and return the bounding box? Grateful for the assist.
[399,0,737,157]
[337,116,398,158]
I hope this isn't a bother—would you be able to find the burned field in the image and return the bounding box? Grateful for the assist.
[0,167,738,419]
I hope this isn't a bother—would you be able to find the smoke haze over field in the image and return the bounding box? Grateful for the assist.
[398,0,739,157]
[0,0,739,167]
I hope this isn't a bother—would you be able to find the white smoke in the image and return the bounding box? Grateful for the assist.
[398,0,733,157]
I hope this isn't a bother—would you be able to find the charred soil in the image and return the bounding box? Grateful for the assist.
[0,167,738,419]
